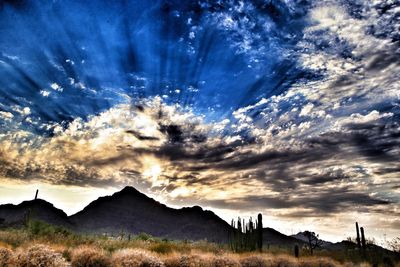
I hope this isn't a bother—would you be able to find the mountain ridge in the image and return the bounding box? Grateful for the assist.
[0,198,72,228]
[0,186,389,252]
[0,186,305,245]
[68,186,230,242]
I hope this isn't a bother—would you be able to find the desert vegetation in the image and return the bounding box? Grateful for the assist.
[0,220,398,266]
[229,214,263,252]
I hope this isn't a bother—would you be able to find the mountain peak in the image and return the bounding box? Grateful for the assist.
[115,186,152,199]
[69,186,231,242]
[119,186,141,194]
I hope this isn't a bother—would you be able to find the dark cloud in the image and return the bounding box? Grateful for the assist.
[159,124,183,143]
[0,157,117,188]
[125,130,159,141]
[185,187,391,217]
[301,169,349,186]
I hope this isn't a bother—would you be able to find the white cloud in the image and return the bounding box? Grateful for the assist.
[22,107,31,115]
[40,90,50,97]
[50,83,63,92]
[0,111,13,121]
[299,103,314,117]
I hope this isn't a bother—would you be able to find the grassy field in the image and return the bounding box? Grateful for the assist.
[0,220,398,266]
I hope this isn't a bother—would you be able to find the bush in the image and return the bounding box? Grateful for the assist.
[162,254,180,267]
[272,255,298,267]
[240,255,268,267]
[212,255,240,267]
[0,229,29,248]
[11,244,68,267]
[0,247,13,266]
[112,248,164,267]
[177,254,212,267]
[299,257,340,267]
[136,232,155,241]
[163,253,213,267]
[27,220,72,238]
[71,246,111,267]
[150,242,175,254]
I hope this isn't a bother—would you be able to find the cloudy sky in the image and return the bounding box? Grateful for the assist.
[0,0,399,243]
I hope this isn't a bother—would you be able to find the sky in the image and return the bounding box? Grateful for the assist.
[0,0,399,243]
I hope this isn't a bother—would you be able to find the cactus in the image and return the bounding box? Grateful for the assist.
[294,245,299,258]
[356,222,362,249]
[229,214,263,252]
[34,189,39,200]
[360,227,366,250]
[257,213,263,252]
[24,208,32,227]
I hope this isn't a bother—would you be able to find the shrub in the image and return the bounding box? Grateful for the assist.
[299,257,340,267]
[272,255,298,267]
[11,244,68,267]
[240,255,268,267]
[136,232,155,241]
[0,229,29,248]
[0,247,13,266]
[177,254,212,267]
[212,255,240,267]
[164,253,213,267]
[150,242,174,254]
[71,246,111,267]
[162,254,180,267]
[27,220,72,238]
[112,248,164,267]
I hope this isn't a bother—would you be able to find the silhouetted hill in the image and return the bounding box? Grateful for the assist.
[263,227,306,248]
[0,199,71,228]
[291,231,333,247]
[69,186,231,242]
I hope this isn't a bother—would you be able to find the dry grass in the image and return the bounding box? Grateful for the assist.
[0,229,29,248]
[163,253,214,267]
[70,245,111,267]
[0,226,398,266]
[0,245,393,267]
[112,248,165,267]
[10,244,68,267]
[271,255,298,267]
[237,254,348,267]
[298,256,341,267]
[0,246,13,266]
[212,254,241,267]
[240,255,269,267]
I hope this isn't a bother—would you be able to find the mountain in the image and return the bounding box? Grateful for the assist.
[3,186,392,254]
[0,187,342,245]
[264,228,306,248]
[291,231,333,247]
[0,199,72,228]
[69,186,231,242]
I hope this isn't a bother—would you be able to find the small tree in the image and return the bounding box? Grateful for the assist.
[304,231,323,255]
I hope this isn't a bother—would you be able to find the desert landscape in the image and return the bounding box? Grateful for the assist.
[0,188,399,266]
[0,0,399,266]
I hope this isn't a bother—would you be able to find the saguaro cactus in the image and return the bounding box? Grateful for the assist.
[360,227,366,250]
[229,215,263,252]
[294,245,299,258]
[257,213,263,251]
[356,222,361,249]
